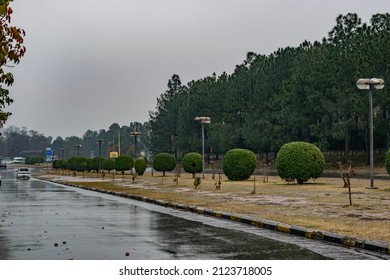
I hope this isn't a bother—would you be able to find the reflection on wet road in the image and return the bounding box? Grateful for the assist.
[0,169,386,260]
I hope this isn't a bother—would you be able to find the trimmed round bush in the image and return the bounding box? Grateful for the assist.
[276,141,325,184]
[102,159,115,173]
[115,155,133,175]
[386,149,390,176]
[135,158,147,175]
[222,148,257,181]
[85,158,93,172]
[153,153,176,176]
[67,157,87,172]
[52,159,65,170]
[90,157,104,172]
[182,152,203,177]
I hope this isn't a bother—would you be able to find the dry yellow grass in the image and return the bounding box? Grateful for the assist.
[37,169,390,243]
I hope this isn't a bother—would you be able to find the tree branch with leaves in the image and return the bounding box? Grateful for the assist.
[0,0,26,127]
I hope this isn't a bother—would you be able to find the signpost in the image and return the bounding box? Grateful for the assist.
[45,147,53,162]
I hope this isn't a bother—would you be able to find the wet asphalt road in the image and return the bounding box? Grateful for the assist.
[0,168,387,260]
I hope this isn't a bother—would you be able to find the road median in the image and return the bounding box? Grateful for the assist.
[37,172,390,256]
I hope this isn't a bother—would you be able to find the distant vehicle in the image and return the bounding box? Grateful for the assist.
[12,157,25,164]
[17,168,31,179]
[0,161,6,169]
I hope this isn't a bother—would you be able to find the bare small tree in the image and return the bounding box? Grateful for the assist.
[337,161,356,205]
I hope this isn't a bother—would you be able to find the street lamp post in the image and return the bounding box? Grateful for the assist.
[74,144,82,157]
[96,139,104,158]
[356,78,385,189]
[96,139,104,174]
[130,132,141,160]
[118,129,121,156]
[195,116,211,179]
[60,147,66,160]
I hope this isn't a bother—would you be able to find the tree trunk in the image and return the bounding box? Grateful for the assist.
[343,126,351,163]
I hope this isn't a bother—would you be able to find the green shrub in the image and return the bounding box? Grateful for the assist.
[53,159,67,170]
[90,157,104,172]
[67,157,87,172]
[25,156,44,165]
[276,141,325,184]
[115,155,133,175]
[102,159,115,173]
[386,149,390,175]
[153,153,176,176]
[135,158,147,175]
[52,159,64,170]
[182,152,203,177]
[222,148,257,181]
[62,160,68,170]
[67,157,77,171]
[85,158,92,172]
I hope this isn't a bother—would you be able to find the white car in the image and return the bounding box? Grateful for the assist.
[17,168,31,179]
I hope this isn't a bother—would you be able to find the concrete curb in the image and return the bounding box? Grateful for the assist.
[49,180,390,256]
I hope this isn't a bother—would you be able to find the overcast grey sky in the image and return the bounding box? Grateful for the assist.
[4,0,390,139]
